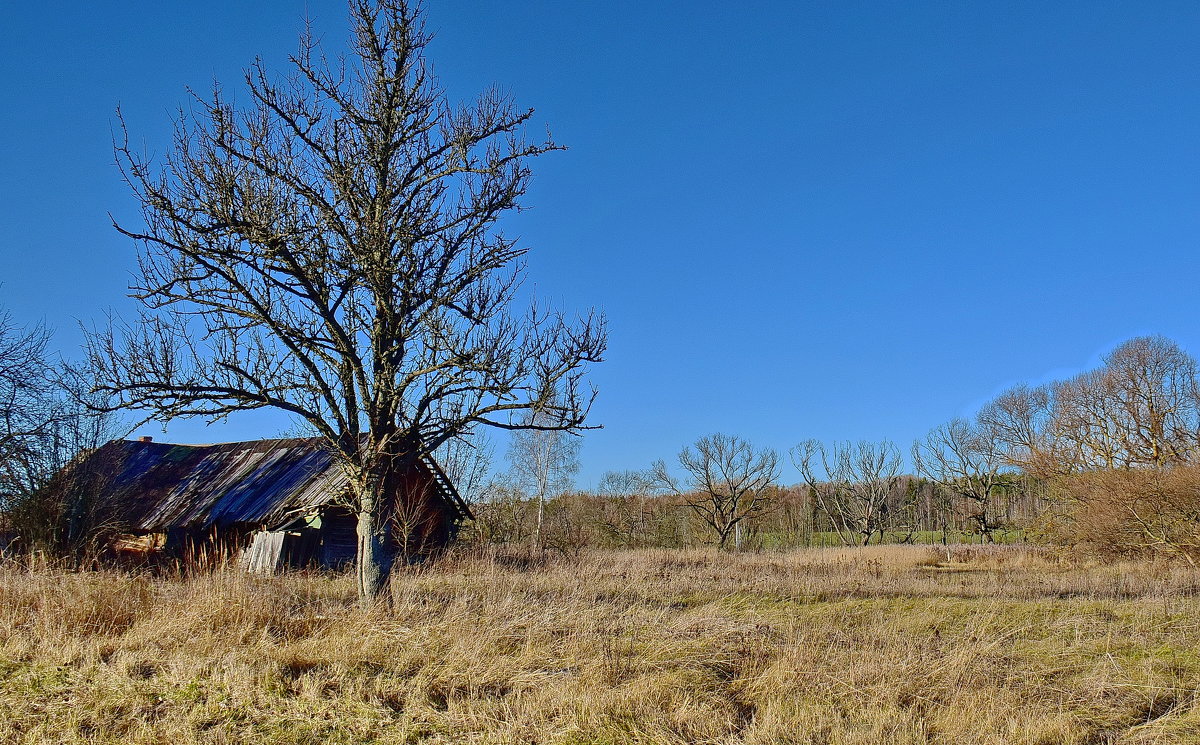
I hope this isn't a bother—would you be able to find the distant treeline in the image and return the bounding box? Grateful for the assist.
[466,475,1052,554]
[469,334,1200,561]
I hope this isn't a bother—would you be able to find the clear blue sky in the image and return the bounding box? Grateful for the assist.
[2,1,1198,486]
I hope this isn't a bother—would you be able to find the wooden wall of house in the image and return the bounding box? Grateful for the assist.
[172,527,252,570]
[317,508,358,570]
[385,468,457,561]
[309,469,460,569]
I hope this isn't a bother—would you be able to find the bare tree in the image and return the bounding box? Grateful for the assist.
[595,469,657,548]
[978,383,1058,476]
[1082,336,1200,468]
[792,439,905,546]
[981,337,1200,478]
[651,434,779,550]
[1049,369,1127,473]
[0,309,124,551]
[913,419,1011,542]
[0,312,55,511]
[89,1,605,604]
[505,412,581,551]
[470,479,535,546]
[436,428,494,508]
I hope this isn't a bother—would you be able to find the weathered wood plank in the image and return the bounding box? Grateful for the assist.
[241,530,285,574]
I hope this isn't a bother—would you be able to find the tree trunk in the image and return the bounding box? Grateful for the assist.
[356,481,395,607]
[534,490,545,552]
[717,522,732,551]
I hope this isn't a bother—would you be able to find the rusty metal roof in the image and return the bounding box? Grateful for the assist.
[73,438,467,532]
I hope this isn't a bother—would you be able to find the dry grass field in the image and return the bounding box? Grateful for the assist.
[2,545,1200,744]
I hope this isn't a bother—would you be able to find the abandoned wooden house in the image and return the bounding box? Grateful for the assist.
[53,437,469,572]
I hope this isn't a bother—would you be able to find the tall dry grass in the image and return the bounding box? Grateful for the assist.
[1,546,1199,744]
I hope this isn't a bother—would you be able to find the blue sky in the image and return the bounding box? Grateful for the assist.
[2,1,1198,486]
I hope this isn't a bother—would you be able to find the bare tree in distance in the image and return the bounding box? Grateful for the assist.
[0,309,125,550]
[651,433,779,550]
[436,429,494,509]
[88,1,605,604]
[595,469,657,548]
[597,469,652,497]
[1050,370,1128,473]
[505,412,581,551]
[912,419,1011,542]
[977,383,1058,476]
[792,439,905,546]
[1,315,122,502]
[1070,336,1200,469]
[0,312,55,509]
[980,337,1200,478]
[473,480,533,545]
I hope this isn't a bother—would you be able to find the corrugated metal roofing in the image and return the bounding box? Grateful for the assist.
[74,438,466,532]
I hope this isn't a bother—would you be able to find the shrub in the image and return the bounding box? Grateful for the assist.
[1065,465,1200,563]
